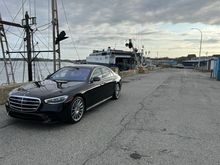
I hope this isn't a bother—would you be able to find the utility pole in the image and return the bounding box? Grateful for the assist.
[1,4,67,82]
[25,12,33,81]
[141,45,144,66]
[52,0,61,72]
[191,28,202,68]
[0,12,53,82]
[0,11,34,82]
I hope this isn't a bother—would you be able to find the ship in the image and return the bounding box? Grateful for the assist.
[86,47,142,71]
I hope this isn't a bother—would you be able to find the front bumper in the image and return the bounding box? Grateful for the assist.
[5,101,69,122]
[7,110,50,121]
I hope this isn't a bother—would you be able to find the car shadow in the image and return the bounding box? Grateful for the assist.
[9,118,69,131]
[5,99,117,130]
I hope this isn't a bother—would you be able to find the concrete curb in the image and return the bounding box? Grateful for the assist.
[119,69,138,78]
[0,83,23,105]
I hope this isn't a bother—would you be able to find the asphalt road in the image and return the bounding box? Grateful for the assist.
[1,69,220,165]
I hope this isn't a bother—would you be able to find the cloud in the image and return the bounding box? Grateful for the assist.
[184,38,219,44]
[2,0,220,29]
[1,0,220,59]
[57,0,220,26]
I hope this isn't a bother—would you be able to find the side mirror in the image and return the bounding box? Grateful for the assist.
[91,76,101,83]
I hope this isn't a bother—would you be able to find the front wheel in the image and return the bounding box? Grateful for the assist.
[65,96,85,123]
[112,83,121,99]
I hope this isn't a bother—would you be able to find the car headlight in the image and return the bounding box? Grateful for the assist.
[44,95,68,104]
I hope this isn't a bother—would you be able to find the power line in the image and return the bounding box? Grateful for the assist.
[39,53,51,74]
[7,29,25,51]
[6,29,24,38]
[2,0,14,20]
[4,0,28,34]
[37,24,52,31]
[34,0,37,18]
[37,22,51,29]
[60,0,80,60]
[8,0,27,23]
[0,65,5,75]
[35,31,53,50]
[47,0,50,60]
[29,0,31,16]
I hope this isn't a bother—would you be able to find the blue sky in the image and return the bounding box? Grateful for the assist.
[1,0,220,60]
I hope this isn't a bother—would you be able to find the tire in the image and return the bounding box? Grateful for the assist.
[65,96,85,123]
[112,83,121,99]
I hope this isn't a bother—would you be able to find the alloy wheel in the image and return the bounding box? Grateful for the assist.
[71,97,84,122]
[115,83,121,99]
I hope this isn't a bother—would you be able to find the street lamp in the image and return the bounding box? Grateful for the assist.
[191,28,203,68]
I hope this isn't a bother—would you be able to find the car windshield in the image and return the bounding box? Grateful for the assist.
[49,67,91,82]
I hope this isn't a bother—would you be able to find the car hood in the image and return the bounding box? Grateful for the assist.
[9,80,86,99]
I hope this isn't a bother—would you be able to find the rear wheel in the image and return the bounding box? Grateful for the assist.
[113,83,121,99]
[65,96,85,123]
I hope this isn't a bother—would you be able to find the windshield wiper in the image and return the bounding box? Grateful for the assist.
[49,79,68,88]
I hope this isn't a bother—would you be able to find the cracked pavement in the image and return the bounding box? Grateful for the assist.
[1,69,220,165]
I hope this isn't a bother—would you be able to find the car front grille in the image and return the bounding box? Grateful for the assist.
[9,95,41,112]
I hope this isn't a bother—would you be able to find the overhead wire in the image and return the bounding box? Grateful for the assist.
[7,29,25,51]
[39,55,51,75]
[47,0,50,60]
[29,0,32,16]
[1,1,27,83]
[35,31,53,50]
[37,24,52,31]
[38,62,44,80]
[22,0,25,18]
[60,0,80,60]
[37,22,52,29]
[4,0,28,33]
[0,65,5,75]
[34,0,36,18]
[34,37,51,75]
[2,0,25,76]
[2,0,14,20]
[33,40,41,81]
[6,29,24,38]
[11,31,25,76]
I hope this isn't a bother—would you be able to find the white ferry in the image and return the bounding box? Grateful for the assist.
[86,47,141,71]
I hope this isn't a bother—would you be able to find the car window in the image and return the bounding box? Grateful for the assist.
[52,68,69,79]
[50,67,91,81]
[91,68,103,79]
[101,67,113,78]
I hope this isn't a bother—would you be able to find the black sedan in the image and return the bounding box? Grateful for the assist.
[5,65,122,123]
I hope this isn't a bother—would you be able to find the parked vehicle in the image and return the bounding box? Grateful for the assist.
[173,63,184,69]
[5,65,122,123]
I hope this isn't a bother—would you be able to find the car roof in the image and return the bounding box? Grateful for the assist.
[62,64,104,69]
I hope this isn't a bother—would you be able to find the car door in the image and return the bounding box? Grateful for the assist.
[101,67,115,99]
[84,68,105,108]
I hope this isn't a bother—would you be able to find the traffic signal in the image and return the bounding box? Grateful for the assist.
[125,39,133,49]
[55,31,68,44]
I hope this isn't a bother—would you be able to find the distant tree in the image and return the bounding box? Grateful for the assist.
[175,56,187,63]
[187,54,196,59]
[212,54,220,57]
